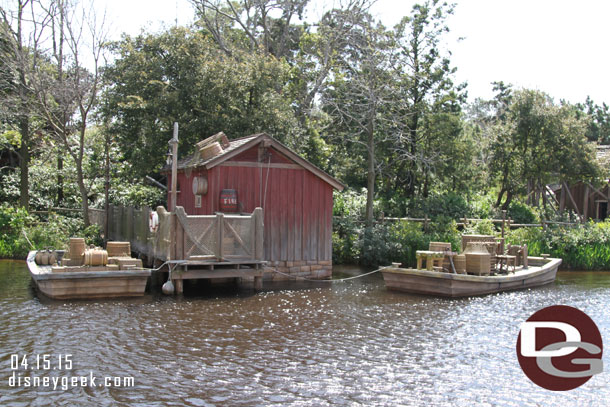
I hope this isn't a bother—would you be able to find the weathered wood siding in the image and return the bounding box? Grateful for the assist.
[169,146,334,264]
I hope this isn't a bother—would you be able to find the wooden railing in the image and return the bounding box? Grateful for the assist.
[102,204,264,263]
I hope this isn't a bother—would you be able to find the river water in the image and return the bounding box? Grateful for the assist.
[1,260,609,406]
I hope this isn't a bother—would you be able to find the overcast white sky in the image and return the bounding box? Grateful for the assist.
[98,0,610,105]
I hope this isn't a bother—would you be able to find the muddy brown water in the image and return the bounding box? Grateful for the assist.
[1,260,609,406]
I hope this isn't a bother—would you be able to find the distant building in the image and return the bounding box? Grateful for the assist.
[553,145,610,221]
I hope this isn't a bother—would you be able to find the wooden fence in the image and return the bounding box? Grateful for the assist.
[99,204,264,263]
[335,216,584,229]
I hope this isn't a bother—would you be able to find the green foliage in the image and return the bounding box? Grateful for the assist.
[110,183,165,208]
[0,204,33,258]
[407,192,470,220]
[103,27,304,179]
[465,218,496,235]
[333,217,460,267]
[506,221,610,270]
[0,204,103,259]
[507,201,538,224]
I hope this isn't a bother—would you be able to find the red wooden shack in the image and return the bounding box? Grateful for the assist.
[166,132,344,279]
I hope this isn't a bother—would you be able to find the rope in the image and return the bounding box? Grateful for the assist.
[21,229,35,249]
[146,259,188,272]
[262,153,271,210]
[270,266,387,283]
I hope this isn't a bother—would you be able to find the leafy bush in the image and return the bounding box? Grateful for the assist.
[464,218,496,235]
[407,192,470,220]
[110,183,166,208]
[507,201,538,224]
[0,205,104,259]
[0,204,33,258]
[333,217,461,267]
[506,221,610,270]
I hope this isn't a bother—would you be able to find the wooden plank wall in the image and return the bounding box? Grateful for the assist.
[171,145,335,263]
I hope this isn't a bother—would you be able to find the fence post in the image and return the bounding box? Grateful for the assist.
[217,212,224,261]
[254,207,264,260]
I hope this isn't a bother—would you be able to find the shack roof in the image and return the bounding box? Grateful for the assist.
[169,133,345,191]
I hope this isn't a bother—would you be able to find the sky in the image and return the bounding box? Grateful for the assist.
[97,0,610,105]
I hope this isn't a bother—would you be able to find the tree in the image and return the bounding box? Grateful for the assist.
[390,0,466,198]
[576,96,610,145]
[322,13,398,226]
[102,27,302,179]
[0,0,51,210]
[190,0,309,58]
[25,0,108,226]
[489,89,599,210]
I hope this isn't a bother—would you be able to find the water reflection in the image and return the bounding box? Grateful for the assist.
[0,261,609,406]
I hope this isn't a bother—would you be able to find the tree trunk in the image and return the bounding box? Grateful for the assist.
[496,186,506,208]
[76,161,90,228]
[18,117,29,210]
[365,122,375,227]
[57,151,64,206]
[501,190,513,211]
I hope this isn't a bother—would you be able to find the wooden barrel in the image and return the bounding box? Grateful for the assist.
[454,254,466,274]
[83,249,108,266]
[106,241,131,257]
[200,141,223,160]
[69,238,86,266]
[35,251,44,265]
[219,189,238,213]
[192,176,208,195]
[39,250,49,265]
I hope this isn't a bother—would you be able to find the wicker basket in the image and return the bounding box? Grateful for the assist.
[106,241,131,258]
[199,141,223,160]
[464,242,491,275]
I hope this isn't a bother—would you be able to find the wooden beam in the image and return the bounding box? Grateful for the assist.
[563,182,584,222]
[585,182,608,201]
[218,161,302,170]
[584,184,590,220]
[174,269,264,279]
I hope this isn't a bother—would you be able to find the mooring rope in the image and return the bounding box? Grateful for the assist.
[146,260,188,272]
[21,229,35,249]
[270,266,387,283]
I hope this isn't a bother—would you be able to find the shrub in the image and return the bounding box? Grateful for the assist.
[334,217,461,268]
[407,192,470,220]
[506,221,610,270]
[465,218,496,235]
[507,201,538,224]
[0,205,104,259]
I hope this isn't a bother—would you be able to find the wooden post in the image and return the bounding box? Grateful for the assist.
[104,127,110,245]
[501,210,506,238]
[170,212,176,261]
[254,275,263,290]
[169,122,179,212]
[254,207,264,260]
[583,184,590,222]
[176,213,184,261]
[217,212,224,260]
[175,278,183,294]
[522,244,528,269]
[424,215,429,231]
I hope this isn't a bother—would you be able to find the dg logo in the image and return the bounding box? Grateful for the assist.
[516,305,604,391]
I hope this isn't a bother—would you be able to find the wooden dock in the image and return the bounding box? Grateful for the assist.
[104,205,265,293]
